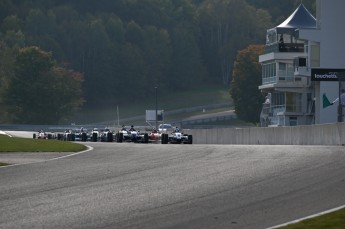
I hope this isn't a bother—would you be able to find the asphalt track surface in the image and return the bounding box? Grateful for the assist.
[1,142,345,229]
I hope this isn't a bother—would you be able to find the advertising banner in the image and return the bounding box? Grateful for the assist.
[311,68,345,81]
[146,110,164,122]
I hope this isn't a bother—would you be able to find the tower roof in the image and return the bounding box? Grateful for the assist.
[276,4,316,33]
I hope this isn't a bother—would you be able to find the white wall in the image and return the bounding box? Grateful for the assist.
[300,0,345,124]
[319,0,345,67]
[189,123,345,145]
[318,0,345,124]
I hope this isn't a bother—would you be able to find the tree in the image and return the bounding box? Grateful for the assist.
[0,0,288,114]
[0,41,16,123]
[230,44,264,124]
[198,0,271,85]
[169,0,206,89]
[170,25,205,89]
[142,26,172,91]
[0,0,13,22]
[3,46,84,124]
[43,67,84,123]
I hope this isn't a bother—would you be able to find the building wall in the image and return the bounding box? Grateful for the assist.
[300,0,345,124]
[319,0,345,123]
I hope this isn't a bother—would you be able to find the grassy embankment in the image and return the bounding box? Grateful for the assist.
[76,84,234,124]
[0,135,87,166]
[278,207,345,229]
[0,135,86,153]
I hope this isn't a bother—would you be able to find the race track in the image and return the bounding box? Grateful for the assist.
[1,142,345,228]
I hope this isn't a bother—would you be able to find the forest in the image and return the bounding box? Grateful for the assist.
[0,0,315,124]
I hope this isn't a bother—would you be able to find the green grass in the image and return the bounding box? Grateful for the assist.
[192,119,256,127]
[0,135,87,153]
[279,207,345,228]
[75,84,232,124]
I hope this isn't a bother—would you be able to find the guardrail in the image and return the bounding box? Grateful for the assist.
[188,123,345,145]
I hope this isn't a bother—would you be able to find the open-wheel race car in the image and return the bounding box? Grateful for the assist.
[100,128,114,142]
[148,130,161,141]
[33,130,56,140]
[161,131,193,144]
[63,129,75,141]
[33,130,47,139]
[72,128,88,142]
[115,125,149,143]
[90,128,100,142]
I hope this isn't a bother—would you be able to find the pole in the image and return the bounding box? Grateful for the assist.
[155,87,158,130]
[338,78,341,122]
[117,105,120,127]
[338,72,345,122]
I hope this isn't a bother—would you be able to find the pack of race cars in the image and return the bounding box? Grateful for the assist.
[33,124,193,144]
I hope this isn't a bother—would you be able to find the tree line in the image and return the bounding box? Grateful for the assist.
[0,0,315,124]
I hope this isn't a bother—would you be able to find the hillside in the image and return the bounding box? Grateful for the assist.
[76,84,232,125]
[0,0,315,124]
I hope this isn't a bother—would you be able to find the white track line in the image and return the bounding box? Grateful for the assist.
[45,145,93,161]
[1,130,94,168]
[0,145,93,168]
[0,130,12,137]
[267,205,345,228]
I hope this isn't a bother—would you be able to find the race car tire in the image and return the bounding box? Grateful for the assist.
[33,133,36,139]
[107,132,113,142]
[144,133,149,143]
[92,133,98,142]
[116,132,123,143]
[81,132,87,142]
[188,135,193,144]
[70,133,76,141]
[57,133,63,141]
[47,134,52,139]
[161,134,165,144]
[160,134,164,144]
[161,133,168,144]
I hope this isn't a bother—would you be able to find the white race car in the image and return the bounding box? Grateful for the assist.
[115,126,148,143]
[158,124,174,133]
[100,128,114,142]
[33,130,46,139]
[161,131,193,144]
[90,128,99,142]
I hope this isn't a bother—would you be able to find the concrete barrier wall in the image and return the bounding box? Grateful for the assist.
[2,123,345,145]
[189,123,345,145]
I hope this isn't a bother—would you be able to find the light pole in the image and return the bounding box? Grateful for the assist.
[338,72,345,122]
[155,86,158,130]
